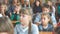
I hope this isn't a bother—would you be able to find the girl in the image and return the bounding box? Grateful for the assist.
[38,13,53,31]
[14,9,39,34]
[33,0,42,14]
[10,5,21,21]
[0,4,7,16]
[47,0,56,16]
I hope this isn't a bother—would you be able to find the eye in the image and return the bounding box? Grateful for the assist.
[23,15,25,17]
[42,18,46,20]
[44,18,46,20]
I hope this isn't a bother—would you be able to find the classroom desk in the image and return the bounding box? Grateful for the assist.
[11,21,17,24]
[39,32,53,34]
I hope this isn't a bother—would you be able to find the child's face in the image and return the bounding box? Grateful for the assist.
[14,6,21,12]
[47,1,52,6]
[4,0,8,4]
[41,15,50,26]
[14,0,17,3]
[20,14,30,26]
[13,0,18,5]
[36,1,40,6]
[0,32,9,34]
[1,5,6,11]
[26,1,29,5]
[42,7,50,13]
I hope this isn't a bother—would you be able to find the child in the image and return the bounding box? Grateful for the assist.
[22,0,30,8]
[0,16,13,34]
[14,9,39,34]
[34,4,57,28]
[38,13,53,31]
[10,5,21,21]
[47,0,56,16]
[55,0,60,22]
[0,4,7,16]
[33,0,42,14]
[8,0,20,17]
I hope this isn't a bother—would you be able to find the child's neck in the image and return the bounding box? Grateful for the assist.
[43,24,48,29]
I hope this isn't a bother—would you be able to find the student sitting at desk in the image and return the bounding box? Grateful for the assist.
[10,4,21,21]
[14,9,39,34]
[38,13,53,31]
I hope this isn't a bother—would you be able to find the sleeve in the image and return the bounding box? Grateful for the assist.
[51,14,57,25]
[14,25,18,34]
[32,24,39,34]
[52,6,56,15]
[48,25,54,31]
[34,15,41,24]
[38,25,43,31]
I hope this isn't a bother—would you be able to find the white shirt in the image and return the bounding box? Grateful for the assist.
[0,14,3,17]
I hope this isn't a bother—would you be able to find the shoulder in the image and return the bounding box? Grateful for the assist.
[15,24,21,28]
[31,24,39,34]
[32,24,38,28]
[31,24,38,30]
[38,25,43,30]
[48,24,53,28]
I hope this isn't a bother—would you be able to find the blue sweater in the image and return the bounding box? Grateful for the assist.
[38,24,53,32]
[14,24,39,34]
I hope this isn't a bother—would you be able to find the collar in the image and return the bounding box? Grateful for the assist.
[43,24,48,29]
[20,25,29,32]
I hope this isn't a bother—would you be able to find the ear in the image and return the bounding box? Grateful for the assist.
[48,18,50,22]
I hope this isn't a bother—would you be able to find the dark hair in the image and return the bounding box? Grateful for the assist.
[0,16,13,34]
[55,27,60,34]
[34,0,41,6]
[43,3,50,9]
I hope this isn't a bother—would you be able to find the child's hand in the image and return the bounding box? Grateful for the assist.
[35,22,41,26]
[17,11,19,14]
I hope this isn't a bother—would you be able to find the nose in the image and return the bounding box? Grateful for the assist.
[41,19,44,22]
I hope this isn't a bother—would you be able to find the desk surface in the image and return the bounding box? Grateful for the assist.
[39,32,53,34]
[11,21,17,24]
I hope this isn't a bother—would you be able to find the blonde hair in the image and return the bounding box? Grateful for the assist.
[0,16,13,34]
[20,8,32,21]
[20,8,32,15]
[20,9,32,34]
